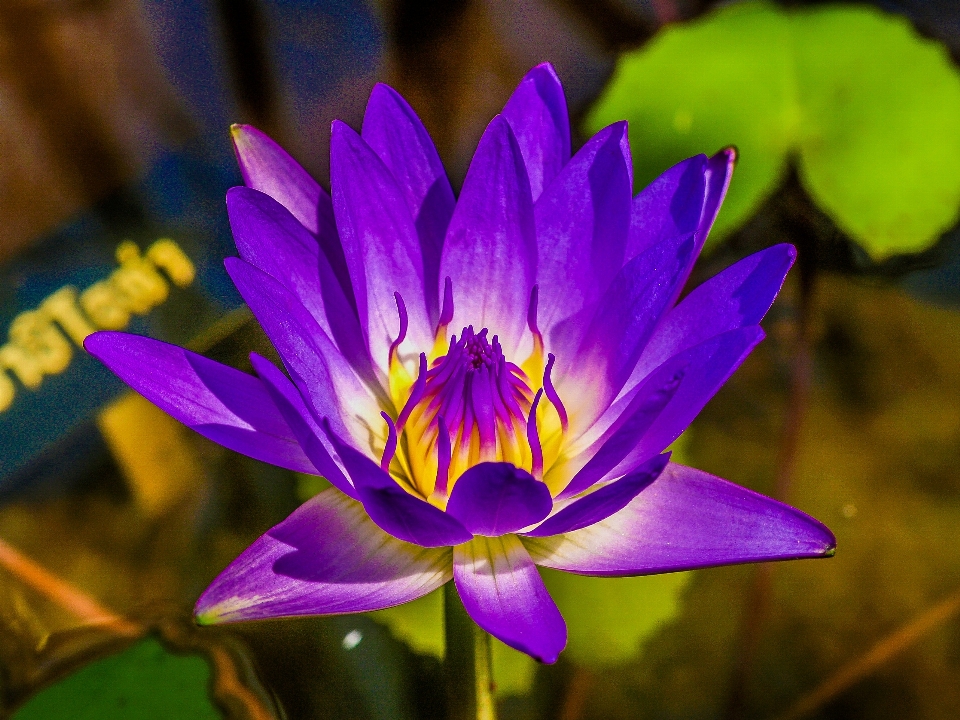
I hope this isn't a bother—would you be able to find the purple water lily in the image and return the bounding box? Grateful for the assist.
[85,64,834,663]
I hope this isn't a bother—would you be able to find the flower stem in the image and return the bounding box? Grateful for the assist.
[444,581,496,720]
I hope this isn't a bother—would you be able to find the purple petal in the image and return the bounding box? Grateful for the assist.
[362,84,455,326]
[230,125,352,297]
[439,115,537,354]
[226,187,373,381]
[534,122,631,335]
[224,257,379,441]
[454,535,566,663]
[330,121,433,370]
[501,63,571,201]
[195,488,451,622]
[631,244,795,384]
[324,427,473,548]
[699,147,736,243]
[249,353,355,499]
[525,454,669,537]
[84,331,316,474]
[524,462,836,576]
[555,233,696,425]
[556,361,683,500]
[627,155,706,259]
[611,326,765,472]
[231,124,328,235]
[446,463,552,536]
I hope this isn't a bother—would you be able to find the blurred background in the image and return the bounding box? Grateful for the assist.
[1,0,960,718]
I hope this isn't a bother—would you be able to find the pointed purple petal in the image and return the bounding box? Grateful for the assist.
[249,353,355,499]
[362,84,455,326]
[627,155,706,259]
[445,463,552,536]
[231,124,327,235]
[556,360,682,500]
[440,116,537,354]
[534,122,631,335]
[632,244,795,384]
[454,535,566,663]
[556,233,696,426]
[526,454,669,537]
[230,125,352,297]
[524,463,836,576]
[195,488,451,622]
[324,427,473,548]
[331,121,433,370]
[606,327,765,475]
[227,187,373,380]
[699,147,736,243]
[84,331,316,474]
[501,63,571,201]
[224,257,379,441]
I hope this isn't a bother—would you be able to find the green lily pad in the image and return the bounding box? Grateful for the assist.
[13,638,219,719]
[588,1,960,259]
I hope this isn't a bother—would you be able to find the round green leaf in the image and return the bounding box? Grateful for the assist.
[13,638,219,719]
[588,1,960,259]
[793,6,960,255]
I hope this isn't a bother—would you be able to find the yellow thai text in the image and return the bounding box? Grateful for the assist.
[0,239,195,413]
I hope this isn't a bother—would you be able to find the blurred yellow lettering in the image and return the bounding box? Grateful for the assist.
[8,310,72,375]
[147,239,195,287]
[0,238,195,414]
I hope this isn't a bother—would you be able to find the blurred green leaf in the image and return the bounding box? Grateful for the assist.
[543,571,690,667]
[13,638,219,719]
[588,1,960,259]
[373,570,689,692]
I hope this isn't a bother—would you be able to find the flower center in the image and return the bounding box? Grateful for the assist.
[389,326,533,502]
[381,284,568,506]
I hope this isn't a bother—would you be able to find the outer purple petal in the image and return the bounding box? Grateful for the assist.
[632,244,795,384]
[555,233,696,426]
[439,116,537,355]
[224,257,379,440]
[534,122,631,335]
[195,488,451,623]
[230,125,351,297]
[249,353,355,499]
[699,147,736,242]
[454,535,567,663]
[84,331,316,474]
[501,63,571,201]
[627,155,706,259]
[446,463,552,536]
[556,360,682,499]
[525,454,669,537]
[324,427,473,548]
[603,327,765,478]
[524,463,836,576]
[361,84,455,326]
[226,187,373,381]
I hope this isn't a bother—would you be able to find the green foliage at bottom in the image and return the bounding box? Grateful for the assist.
[13,638,220,720]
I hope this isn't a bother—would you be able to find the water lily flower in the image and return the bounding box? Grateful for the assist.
[85,64,834,664]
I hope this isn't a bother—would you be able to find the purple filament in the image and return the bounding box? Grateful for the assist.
[526,284,543,344]
[438,276,454,328]
[396,353,428,432]
[380,411,398,472]
[543,353,568,431]
[388,291,408,368]
[527,388,544,480]
[434,415,452,497]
